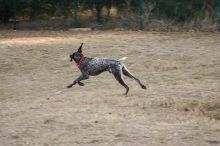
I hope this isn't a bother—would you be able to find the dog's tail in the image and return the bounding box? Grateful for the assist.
[119,57,127,61]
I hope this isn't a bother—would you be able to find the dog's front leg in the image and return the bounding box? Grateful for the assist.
[67,74,89,88]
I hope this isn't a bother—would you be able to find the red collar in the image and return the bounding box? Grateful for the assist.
[76,55,86,68]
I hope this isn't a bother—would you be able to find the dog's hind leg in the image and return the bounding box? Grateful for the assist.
[113,71,129,95]
[122,66,146,89]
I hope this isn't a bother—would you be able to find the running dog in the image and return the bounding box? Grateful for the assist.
[67,43,146,95]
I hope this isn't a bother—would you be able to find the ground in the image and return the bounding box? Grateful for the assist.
[0,30,220,146]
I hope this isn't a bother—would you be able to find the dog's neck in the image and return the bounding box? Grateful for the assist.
[76,55,86,68]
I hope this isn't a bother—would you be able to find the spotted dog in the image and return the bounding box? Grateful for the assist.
[67,43,146,95]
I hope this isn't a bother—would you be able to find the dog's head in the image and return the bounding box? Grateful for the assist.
[70,43,83,63]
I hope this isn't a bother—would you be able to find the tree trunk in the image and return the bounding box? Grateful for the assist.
[1,0,12,23]
[126,0,130,12]
[95,2,103,24]
[30,0,40,21]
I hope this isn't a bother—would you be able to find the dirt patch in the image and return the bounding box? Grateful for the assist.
[0,30,220,146]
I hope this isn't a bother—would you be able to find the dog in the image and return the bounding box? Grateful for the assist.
[67,43,146,95]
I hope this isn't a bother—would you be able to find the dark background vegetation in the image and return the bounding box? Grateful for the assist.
[0,0,217,31]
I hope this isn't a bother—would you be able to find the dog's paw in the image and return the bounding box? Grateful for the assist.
[78,82,85,86]
[141,85,147,89]
[67,84,73,88]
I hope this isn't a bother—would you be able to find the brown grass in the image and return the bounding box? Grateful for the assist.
[0,30,220,146]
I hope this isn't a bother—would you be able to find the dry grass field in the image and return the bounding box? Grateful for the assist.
[0,30,220,146]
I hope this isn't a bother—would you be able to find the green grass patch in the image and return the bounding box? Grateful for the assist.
[0,63,14,73]
[0,89,14,101]
[192,70,220,80]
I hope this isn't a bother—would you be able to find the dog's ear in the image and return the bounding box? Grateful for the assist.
[78,43,83,53]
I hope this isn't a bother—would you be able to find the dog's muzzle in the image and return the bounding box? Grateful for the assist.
[70,55,73,62]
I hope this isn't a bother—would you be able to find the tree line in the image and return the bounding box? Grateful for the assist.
[0,0,217,29]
